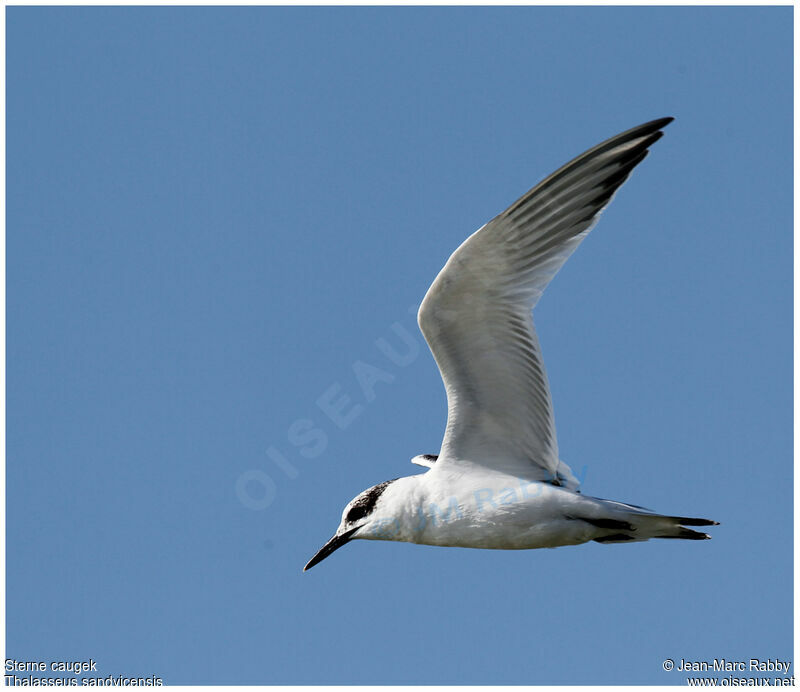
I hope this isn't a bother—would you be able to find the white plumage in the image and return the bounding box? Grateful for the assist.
[304,117,717,571]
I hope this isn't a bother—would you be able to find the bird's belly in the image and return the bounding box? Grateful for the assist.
[409,480,597,550]
[416,515,594,550]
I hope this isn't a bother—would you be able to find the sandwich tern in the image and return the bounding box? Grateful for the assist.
[304,117,717,571]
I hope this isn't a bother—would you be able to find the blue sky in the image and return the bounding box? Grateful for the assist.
[7,6,792,686]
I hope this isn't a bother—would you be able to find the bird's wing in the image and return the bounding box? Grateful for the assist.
[418,118,673,483]
[411,454,438,468]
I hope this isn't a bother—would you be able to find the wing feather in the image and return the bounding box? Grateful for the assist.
[418,118,673,483]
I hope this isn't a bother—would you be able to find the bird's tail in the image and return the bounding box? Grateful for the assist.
[587,499,718,544]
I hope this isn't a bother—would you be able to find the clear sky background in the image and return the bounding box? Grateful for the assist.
[7,6,792,686]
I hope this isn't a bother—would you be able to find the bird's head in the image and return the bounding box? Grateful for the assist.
[303,479,399,571]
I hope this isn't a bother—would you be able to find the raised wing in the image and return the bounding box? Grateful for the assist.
[418,118,673,483]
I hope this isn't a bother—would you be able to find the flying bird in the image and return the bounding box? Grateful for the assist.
[304,117,717,571]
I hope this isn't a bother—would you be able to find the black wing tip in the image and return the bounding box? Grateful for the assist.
[676,516,719,527]
[648,115,675,129]
[633,116,674,135]
[610,116,674,150]
[502,116,674,219]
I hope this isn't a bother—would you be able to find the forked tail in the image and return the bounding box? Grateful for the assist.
[586,500,719,544]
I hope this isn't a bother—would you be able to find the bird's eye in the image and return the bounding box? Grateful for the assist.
[345,504,368,525]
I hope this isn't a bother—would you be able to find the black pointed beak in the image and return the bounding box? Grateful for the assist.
[303,526,360,571]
